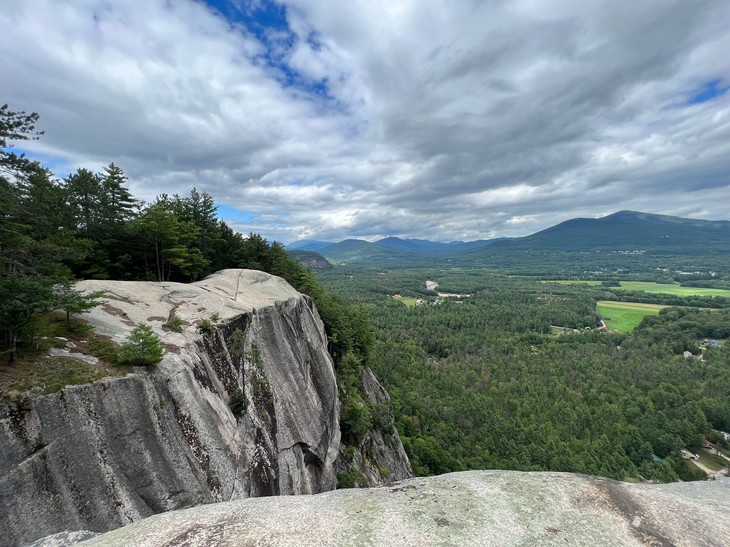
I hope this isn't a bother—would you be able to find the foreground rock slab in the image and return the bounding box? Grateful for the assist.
[65,471,730,546]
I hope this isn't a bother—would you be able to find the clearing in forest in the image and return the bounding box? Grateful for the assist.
[596,301,666,332]
[616,282,730,297]
[546,280,730,297]
[542,280,602,286]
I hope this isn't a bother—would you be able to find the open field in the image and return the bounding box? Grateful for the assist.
[545,280,730,297]
[596,301,666,332]
[695,448,728,472]
[396,296,419,308]
[542,280,602,286]
[617,282,730,297]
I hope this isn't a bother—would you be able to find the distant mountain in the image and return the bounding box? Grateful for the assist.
[301,211,730,267]
[375,237,498,253]
[286,250,332,269]
[319,239,401,262]
[447,239,503,251]
[486,211,730,254]
[375,237,429,252]
[318,236,500,263]
[285,240,334,251]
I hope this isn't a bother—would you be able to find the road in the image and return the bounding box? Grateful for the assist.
[690,459,728,479]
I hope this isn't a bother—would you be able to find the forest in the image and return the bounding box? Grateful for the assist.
[317,267,730,482]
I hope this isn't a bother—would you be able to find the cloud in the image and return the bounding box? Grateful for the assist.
[2,0,730,243]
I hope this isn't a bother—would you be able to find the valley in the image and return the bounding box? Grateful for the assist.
[314,254,730,483]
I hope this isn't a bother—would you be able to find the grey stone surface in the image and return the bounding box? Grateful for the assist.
[47,347,99,364]
[67,471,730,546]
[28,530,98,547]
[0,270,360,546]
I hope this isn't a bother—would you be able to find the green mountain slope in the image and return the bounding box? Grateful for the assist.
[487,211,730,254]
[319,239,402,262]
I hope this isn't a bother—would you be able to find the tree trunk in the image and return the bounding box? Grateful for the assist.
[7,331,17,364]
[155,239,163,282]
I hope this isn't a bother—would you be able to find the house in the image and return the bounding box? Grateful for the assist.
[703,339,721,349]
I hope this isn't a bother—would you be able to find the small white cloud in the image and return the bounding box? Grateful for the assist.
[506,215,537,226]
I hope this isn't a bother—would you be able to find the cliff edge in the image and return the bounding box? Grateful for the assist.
[0,269,410,546]
[32,471,730,546]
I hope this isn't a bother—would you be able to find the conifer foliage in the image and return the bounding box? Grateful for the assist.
[118,324,164,366]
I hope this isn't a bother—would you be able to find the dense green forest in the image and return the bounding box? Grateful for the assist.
[318,267,730,482]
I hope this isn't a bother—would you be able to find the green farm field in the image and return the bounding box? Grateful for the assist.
[596,301,666,332]
[617,282,730,297]
[542,280,602,286]
[546,280,730,297]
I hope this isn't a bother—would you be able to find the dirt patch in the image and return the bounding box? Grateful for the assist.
[101,304,135,326]
[163,343,182,355]
[101,293,134,304]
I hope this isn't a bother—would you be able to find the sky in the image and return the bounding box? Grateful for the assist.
[2,0,729,244]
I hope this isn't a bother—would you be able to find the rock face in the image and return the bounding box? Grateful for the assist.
[337,367,413,486]
[0,270,410,546]
[286,250,332,270]
[32,471,730,546]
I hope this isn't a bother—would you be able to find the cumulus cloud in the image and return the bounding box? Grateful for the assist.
[2,0,730,242]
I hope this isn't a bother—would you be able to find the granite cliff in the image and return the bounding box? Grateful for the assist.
[0,270,411,546]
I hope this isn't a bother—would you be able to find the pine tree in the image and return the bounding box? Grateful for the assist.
[0,105,72,363]
[118,323,164,366]
[100,163,138,224]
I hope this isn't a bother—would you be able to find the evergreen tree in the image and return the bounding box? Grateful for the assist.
[0,105,74,362]
[100,163,138,224]
[0,103,42,180]
[54,280,105,328]
[118,323,164,366]
[65,168,102,234]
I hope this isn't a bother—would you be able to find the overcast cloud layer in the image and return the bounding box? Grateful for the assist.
[2,0,729,242]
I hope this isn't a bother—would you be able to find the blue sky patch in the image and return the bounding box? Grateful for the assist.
[688,79,730,105]
[201,0,336,105]
[216,203,254,222]
[203,0,289,41]
[5,146,73,177]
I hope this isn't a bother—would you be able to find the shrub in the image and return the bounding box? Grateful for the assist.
[337,470,369,489]
[88,334,121,365]
[229,388,246,418]
[164,314,184,333]
[118,323,164,366]
[197,319,215,335]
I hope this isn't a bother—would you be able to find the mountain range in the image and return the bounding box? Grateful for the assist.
[286,211,730,266]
